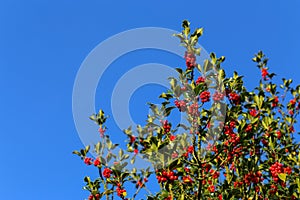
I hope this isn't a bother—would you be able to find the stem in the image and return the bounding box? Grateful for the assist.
[197,175,202,200]
[133,185,142,199]
[169,184,174,199]
[98,167,109,200]
[98,167,104,181]
[197,138,202,200]
[109,186,115,200]
[191,69,194,81]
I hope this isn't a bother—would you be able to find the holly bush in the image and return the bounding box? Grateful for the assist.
[73,20,300,200]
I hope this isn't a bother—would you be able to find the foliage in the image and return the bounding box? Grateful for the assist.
[74,20,300,200]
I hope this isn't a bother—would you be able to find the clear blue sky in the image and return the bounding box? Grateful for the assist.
[0,0,299,199]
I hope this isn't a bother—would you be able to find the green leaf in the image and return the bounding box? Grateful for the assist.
[175,68,183,74]
[98,109,105,119]
[190,27,203,45]
[173,33,185,43]
[119,149,124,158]
[193,83,203,96]
[85,145,90,153]
[89,114,96,121]
[95,142,101,154]
[254,95,263,109]
[296,178,300,189]
[107,153,112,163]
[111,144,119,150]
[210,52,216,64]
[163,106,175,117]
[103,190,114,195]
[80,149,86,157]
[288,153,297,164]
[159,93,173,100]
[278,173,286,182]
[174,85,181,97]
[72,150,81,156]
[194,48,201,56]
[182,20,190,37]
[130,156,136,164]
[123,154,130,160]
[219,56,225,62]
[84,176,91,183]
[218,69,226,83]
[191,27,203,38]
[106,139,112,149]
[169,78,177,90]
[233,71,238,79]
[180,193,185,200]
[293,192,298,198]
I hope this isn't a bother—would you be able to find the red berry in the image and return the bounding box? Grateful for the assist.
[93,157,101,166]
[84,157,93,165]
[196,76,205,85]
[261,68,268,80]
[102,168,112,178]
[200,91,210,103]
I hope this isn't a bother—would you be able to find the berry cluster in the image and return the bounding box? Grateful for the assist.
[261,138,268,147]
[272,96,279,107]
[184,51,196,70]
[129,135,136,144]
[196,76,205,85]
[156,170,178,183]
[225,146,243,163]
[174,99,187,112]
[234,181,243,188]
[102,168,112,178]
[84,157,101,167]
[222,123,244,163]
[94,157,101,166]
[261,68,268,80]
[269,162,292,183]
[290,98,297,106]
[188,103,199,117]
[289,126,295,133]
[212,91,225,101]
[182,175,193,184]
[202,163,212,173]
[243,171,263,185]
[276,130,282,139]
[228,92,240,105]
[209,169,220,179]
[163,120,171,133]
[164,196,172,200]
[284,166,292,174]
[116,186,127,198]
[169,135,176,141]
[183,145,194,157]
[269,184,278,195]
[84,157,93,165]
[224,124,240,147]
[249,109,258,117]
[245,124,252,132]
[98,127,105,138]
[88,194,100,200]
[171,151,178,159]
[207,184,215,193]
[200,91,210,103]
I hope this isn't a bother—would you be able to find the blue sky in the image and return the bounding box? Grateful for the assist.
[0,0,300,199]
